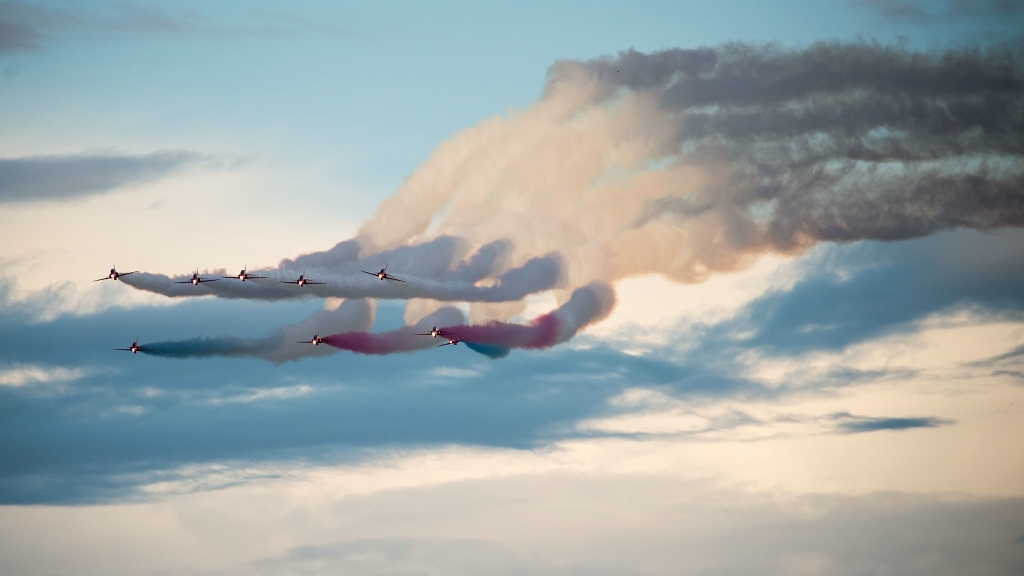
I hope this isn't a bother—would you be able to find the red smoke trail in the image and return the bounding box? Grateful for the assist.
[323,282,615,357]
[322,314,562,356]
[444,313,561,349]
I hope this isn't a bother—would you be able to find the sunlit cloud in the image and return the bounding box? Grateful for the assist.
[0,363,85,386]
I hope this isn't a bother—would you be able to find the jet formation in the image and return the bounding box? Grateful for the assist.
[106,265,458,354]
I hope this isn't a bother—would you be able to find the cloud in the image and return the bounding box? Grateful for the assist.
[252,538,536,576]
[0,363,84,386]
[856,0,1024,23]
[0,151,206,203]
[831,412,954,433]
[3,226,1022,504]
[0,1,349,52]
[0,12,37,51]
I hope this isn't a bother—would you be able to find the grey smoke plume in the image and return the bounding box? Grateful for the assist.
[355,41,1023,291]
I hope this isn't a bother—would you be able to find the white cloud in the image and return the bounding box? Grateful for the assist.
[205,385,315,405]
[0,363,86,386]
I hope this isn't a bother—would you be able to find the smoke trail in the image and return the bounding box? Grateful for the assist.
[141,298,374,363]
[122,238,563,304]
[353,41,1024,293]
[324,283,615,357]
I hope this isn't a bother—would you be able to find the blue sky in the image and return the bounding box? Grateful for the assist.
[2,1,1024,575]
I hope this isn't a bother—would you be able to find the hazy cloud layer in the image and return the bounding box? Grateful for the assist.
[0,1,348,51]
[857,0,1024,24]
[1,228,1021,503]
[0,151,204,203]
[242,493,1024,576]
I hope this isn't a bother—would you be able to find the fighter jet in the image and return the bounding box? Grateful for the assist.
[361,264,404,282]
[415,326,446,338]
[224,265,266,282]
[436,337,461,347]
[114,338,147,354]
[281,273,325,287]
[176,269,219,285]
[94,265,137,282]
[298,331,325,346]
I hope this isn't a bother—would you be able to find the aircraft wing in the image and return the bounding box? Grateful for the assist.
[120,271,137,276]
[280,280,299,284]
[114,347,132,351]
[361,270,378,277]
[93,277,110,282]
[173,280,193,283]
[436,342,454,347]
[304,281,326,285]
[197,278,219,283]
[247,275,267,279]
[386,276,405,282]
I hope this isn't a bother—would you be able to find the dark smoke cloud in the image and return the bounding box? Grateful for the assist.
[553,41,1024,250]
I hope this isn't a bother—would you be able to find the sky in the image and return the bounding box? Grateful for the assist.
[1,1,1023,575]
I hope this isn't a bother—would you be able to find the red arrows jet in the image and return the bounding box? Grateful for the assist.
[114,338,147,354]
[176,269,219,285]
[224,265,266,282]
[361,264,404,282]
[298,331,325,346]
[281,273,325,287]
[436,337,461,348]
[415,326,446,338]
[94,265,137,282]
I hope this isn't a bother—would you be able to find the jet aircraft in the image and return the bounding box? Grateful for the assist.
[115,338,147,354]
[298,331,325,346]
[436,337,461,347]
[415,326,446,338]
[224,266,266,282]
[281,274,325,287]
[362,264,404,282]
[176,269,219,285]
[94,265,136,282]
